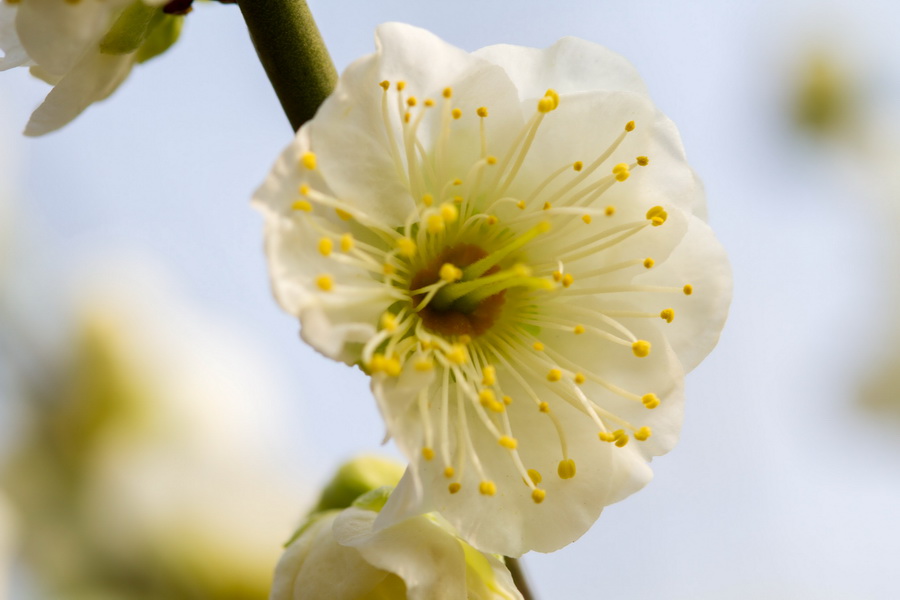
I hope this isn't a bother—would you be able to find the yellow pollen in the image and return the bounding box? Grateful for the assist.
[599,431,616,442]
[479,389,497,407]
[486,156,498,165]
[298,184,311,196]
[573,325,586,335]
[683,284,694,295]
[660,308,675,323]
[632,340,651,357]
[498,436,518,449]
[544,88,560,109]
[561,273,575,288]
[452,108,462,119]
[405,96,417,107]
[582,214,592,224]
[547,369,562,382]
[447,344,467,365]
[537,97,555,113]
[646,205,667,226]
[476,107,489,118]
[422,447,435,460]
[642,393,660,409]
[335,208,353,221]
[557,459,576,479]
[369,354,386,373]
[486,215,498,225]
[414,358,434,371]
[502,395,512,405]
[380,313,398,332]
[383,357,402,377]
[539,402,550,413]
[440,263,463,282]
[517,200,527,210]
[605,205,616,216]
[383,263,396,275]
[482,365,497,386]
[543,202,552,210]
[340,234,354,252]
[527,469,542,484]
[552,271,562,282]
[315,275,333,292]
[397,238,417,257]
[379,80,390,90]
[612,163,629,174]
[422,193,434,206]
[479,481,497,496]
[443,87,453,98]
[291,200,312,212]
[574,372,586,384]
[573,161,584,171]
[444,466,455,478]
[300,152,317,170]
[453,178,463,186]
[396,81,406,91]
[643,257,655,269]
[531,489,546,504]
[449,482,461,494]
[533,342,545,351]
[634,426,652,441]
[404,112,411,123]
[424,99,435,107]
[614,164,631,182]
[625,120,636,132]
[318,237,333,256]
[637,156,650,166]
[453,196,464,205]
[614,430,630,447]
[440,202,459,223]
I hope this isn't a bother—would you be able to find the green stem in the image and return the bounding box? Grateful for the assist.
[506,557,536,600]
[235,0,337,131]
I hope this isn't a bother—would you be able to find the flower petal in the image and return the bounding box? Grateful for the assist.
[0,6,31,71]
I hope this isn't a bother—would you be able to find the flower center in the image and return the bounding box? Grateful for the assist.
[410,245,505,337]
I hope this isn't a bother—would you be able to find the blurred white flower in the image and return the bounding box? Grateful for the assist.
[0,0,183,136]
[272,490,522,600]
[255,23,731,556]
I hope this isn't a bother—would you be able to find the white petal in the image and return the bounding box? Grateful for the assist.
[0,6,32,71]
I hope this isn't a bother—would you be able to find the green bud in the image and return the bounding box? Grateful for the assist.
[136,15,184,64]
[99,2,160,55]
[314,456,404,513]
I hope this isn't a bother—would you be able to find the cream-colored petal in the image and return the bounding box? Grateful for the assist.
[0,6,31,71]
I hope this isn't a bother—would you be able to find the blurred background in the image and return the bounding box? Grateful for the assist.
[2,0,900,598]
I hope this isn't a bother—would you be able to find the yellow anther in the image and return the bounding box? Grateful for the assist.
[424,99,435,107]
[479,481,497,496]
[427,214,445,234]
[533,341,545,351]
[582,214,592,224]
[315,275,333,292]
[544,88,560,109]
[340,234,354,252]
[452,108,462,119]
[643,257,655,269]
[298,183,311,196]
[318,237,333,256]
[453,178,463,186]
[447,344,467,365]
[517,200,527,210]
[574,372,586,384]
[527,469,543,485]
[335,208,353,221]
[637,156,649,166]
[642,393,660,409]
[502,395,512,405]
[453,195,464,204]
[404,112,411,123]
[537,221,552,233]
[369,354,386,373]
[458,334,472,345]
[397,237,417,257]
[543,201,552,210]
[476,106,489,118]
[547,369,562,382]
[552,271,562,282]
[380,312,398,332]
[498,436,518,449]
[614,432,630,447]
[449,482,461,494]
[646,205,666,223]
[573,325,586,335]
[634,426,652,441]
[300,151,317,170]
[651,213,667,226]
[537,97,555,113]
[538,402,550,413]
[557,459,576,479]
[614,164,631,182]
[613,163,629,174]
[420,340,433,351]
[683,284,694,295]
[444,466,455,478]
[421,193,434,206]
[479,389,497,407]
[422,447,435,460]
[486,156,498,165]
[406,96,417,107]
[482,365,497,386]
[660,308,675,323]
[486,215,498,225]
[632,340,651,358]
[512,263,532,277]
[605,205,616,216]
[383,263,396,275]
[599,431,616,442]
[396,81,406,91]
[414,358,435,372]
[443,87,453,98]
[561,273,574,288]
[625,120,636,132]
[379,80,390,91]
[573,161,584,171]
[440,202,458,223]
[383,357,402,377]
[531,489,546,504]
[440,263,463,282]
[291,200,312,212]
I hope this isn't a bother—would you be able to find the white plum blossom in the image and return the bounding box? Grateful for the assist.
[0,0,181,136]
[254,23,731,556]
[272,491,522,600]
